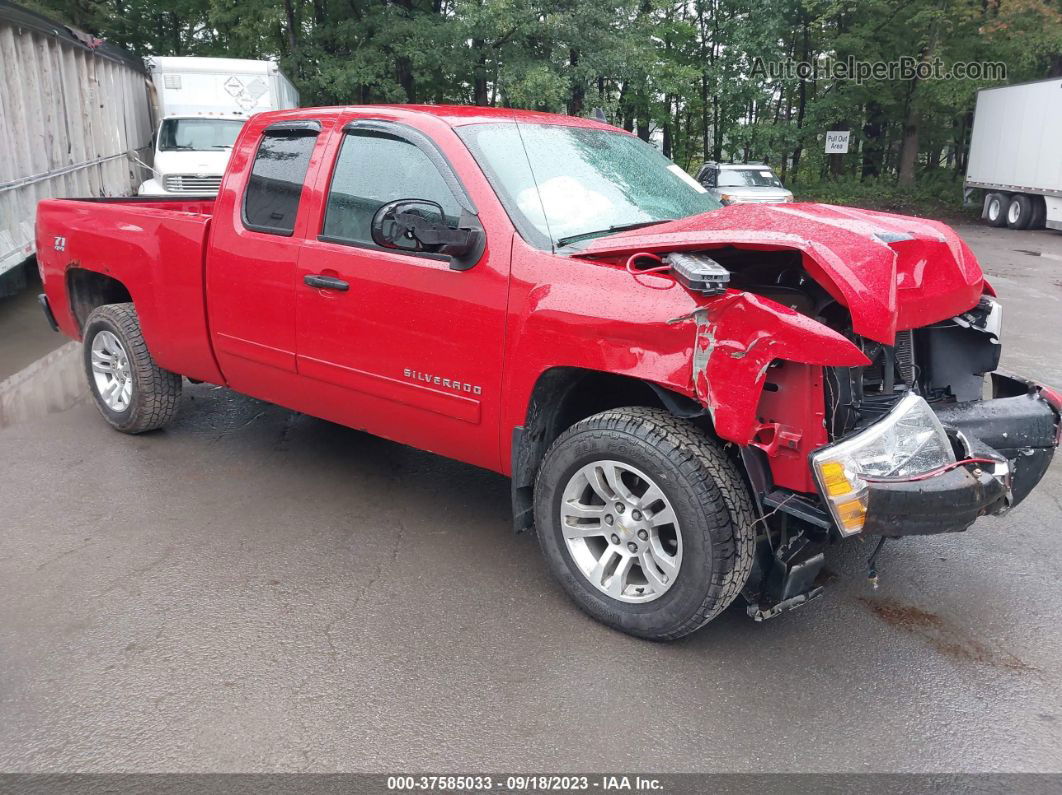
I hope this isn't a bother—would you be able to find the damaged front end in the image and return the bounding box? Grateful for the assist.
[737,296,1061,620]
[681,268,1058,621]
[810,299,1060,538]
[586,204,1060,619]
[811,374,1058,538]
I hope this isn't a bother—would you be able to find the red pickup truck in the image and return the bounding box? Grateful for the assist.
[37,105,1061,639]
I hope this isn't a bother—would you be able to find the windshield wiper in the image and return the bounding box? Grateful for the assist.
[556,219,674,248]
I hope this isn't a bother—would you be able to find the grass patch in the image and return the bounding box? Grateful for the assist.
[792,175,979,223]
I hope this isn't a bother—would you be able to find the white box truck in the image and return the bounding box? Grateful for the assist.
[965,77,1062,232]
[139,56,299,196]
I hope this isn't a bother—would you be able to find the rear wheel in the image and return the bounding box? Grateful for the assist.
[533,407,755,640]
[1006,194,1034,230]
[82,303,182,433]
[985,192,1008,227]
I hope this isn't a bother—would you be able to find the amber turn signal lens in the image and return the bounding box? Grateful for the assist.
[820,460,853,497]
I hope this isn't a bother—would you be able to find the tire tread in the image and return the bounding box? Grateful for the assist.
[534,406,756,640]
[84,302,182,433]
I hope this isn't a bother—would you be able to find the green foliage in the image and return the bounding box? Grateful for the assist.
[794,173,979,220]
[28,0,1062,191]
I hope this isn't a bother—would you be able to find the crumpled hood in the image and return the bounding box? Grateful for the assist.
[579,203,985,344]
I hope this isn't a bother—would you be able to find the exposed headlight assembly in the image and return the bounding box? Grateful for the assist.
[811,393,956,536]
[954,296,1003,343]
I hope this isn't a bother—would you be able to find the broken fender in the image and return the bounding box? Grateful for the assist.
[688,291,870,445]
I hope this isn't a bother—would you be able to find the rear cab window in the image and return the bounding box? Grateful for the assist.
[243,121,321,236]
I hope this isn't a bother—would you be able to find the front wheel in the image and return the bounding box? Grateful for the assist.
[82,302,182,433]
[533,407,756,640]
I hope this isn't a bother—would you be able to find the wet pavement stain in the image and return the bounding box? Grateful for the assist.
[859,596,1035,672]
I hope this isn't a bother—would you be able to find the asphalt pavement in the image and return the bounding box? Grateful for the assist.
[0,270,63,382]
[1,224,1061,773]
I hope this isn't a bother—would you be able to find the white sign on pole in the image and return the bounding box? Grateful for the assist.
[825,131,850,154]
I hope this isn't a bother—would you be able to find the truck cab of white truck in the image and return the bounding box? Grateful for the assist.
[138,56,298,197]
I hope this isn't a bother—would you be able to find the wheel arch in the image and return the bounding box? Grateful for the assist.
[66,268,133,336]
[510,366,710,532]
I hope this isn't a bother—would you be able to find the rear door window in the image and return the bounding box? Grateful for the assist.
[243,124,320,236]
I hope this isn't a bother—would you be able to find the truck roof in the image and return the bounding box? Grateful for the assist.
[145,56,281,75]
[975,76,1062,93]
[252,104,624,131]
[701,162,772,169]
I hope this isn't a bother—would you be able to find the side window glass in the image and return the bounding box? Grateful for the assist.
[704,169,717,187]
[322,131,462,247]
[243,129,318,236]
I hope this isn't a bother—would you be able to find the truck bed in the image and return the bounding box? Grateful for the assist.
[36,196,224,385]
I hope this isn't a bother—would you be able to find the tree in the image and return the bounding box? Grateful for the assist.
[28,0,1062,187]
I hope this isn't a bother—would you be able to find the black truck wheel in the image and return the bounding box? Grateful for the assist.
[533,407,756,640]
[1006,194,1034,230]
[82,302,182,433]
[985,193,1008,227]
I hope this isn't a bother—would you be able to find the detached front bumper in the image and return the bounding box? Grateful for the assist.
[817,373,1060,538]
[862,462,1010,536]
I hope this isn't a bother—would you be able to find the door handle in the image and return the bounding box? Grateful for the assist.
[304,274,349,292]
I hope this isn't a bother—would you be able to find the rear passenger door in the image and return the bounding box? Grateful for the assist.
[294,120,509,471]
[207,120,322,399]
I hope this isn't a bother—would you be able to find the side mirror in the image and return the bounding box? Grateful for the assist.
[371,199,483,268]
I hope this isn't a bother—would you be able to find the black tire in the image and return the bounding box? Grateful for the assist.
[533,406,756,640]
[1006,194,1034,230]
[82,302,182,433]
[985,192,1008,227]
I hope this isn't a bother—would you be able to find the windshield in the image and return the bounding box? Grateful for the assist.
[717,168,783,188]
[456,123,722,248]
[158,118,245,152]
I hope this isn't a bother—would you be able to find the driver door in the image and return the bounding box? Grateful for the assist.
[294,121,509,471]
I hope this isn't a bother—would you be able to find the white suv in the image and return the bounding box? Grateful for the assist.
[696,163,794,205]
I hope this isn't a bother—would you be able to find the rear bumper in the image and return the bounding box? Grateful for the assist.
[862,373,1059,536]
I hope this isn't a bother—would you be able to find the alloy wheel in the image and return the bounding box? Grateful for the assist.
[90,330,133,412]
[559,459,683,603]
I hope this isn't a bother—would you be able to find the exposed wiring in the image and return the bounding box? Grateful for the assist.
[867,536,888,587]
[862,457,999,484]
[625,252,670,275]
[746,493,796,545]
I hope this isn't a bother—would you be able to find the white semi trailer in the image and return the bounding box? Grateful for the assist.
[965,78,1062,232]
[138,57,299,196]
[0,0,153,293]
